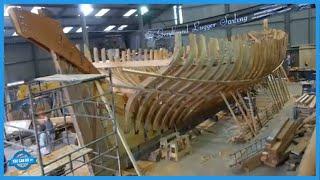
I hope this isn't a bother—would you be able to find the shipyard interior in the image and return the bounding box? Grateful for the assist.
[4,4,316,176]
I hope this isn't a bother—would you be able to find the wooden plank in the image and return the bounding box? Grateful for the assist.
[101,48,106,62]
[290,137,309,156]
[295,93,307,103]
[95,81,142,176]
[309,96,316,108]
[8,8,99,74]
[92,59,171,68]
[298,129,316,175]
[304,95,314,105]
[300,94,310,104]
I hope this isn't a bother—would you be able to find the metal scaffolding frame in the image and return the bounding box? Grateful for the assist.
[4,72,135,176]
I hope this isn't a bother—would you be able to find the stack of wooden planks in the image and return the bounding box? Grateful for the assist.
[295,93,316,108]
[294,93,316,119]
[286,113,315,171]
[229,113,315,172]
[261,118,301,167]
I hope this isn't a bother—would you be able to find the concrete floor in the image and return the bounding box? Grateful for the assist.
[146,82,301,176]
[4,83,303,176]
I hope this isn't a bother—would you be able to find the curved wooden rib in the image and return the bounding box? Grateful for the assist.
[121,28,287,133]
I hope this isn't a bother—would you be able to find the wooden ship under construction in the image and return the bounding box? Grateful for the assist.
[7,8,291,174]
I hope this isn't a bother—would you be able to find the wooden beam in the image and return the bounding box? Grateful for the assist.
[298,129,316,176]
[122,68,259,84]
[92,59,171,68]
[9,8,99,74]
[220,92,242,128]
[94,81,142,176]
[230,92,256,135]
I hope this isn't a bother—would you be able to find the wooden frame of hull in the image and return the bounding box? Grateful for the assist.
[8,8,288,138]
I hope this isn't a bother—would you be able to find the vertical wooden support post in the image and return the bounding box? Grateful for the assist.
[95,81,142,176]
[264,78,280,111]
[280,65,289,80]
[236,90,257,133]
[93,47,99,62]
[277,69,290,100]
[276,70,287,102]
[121,51,126,62]
[247,91,262,129]
[267,75,282,108]
[107,49,113,62]
[230,92,256,136]
[281,66,291,99]
[132,50,136,60]
[271,74,285,105]
[144,49,148,60]
[126,49,131,61]
[276,70,289,102]
[101,48,107,62]
[114,49,120,62]
[159,48,164,59]
[220,92,242,129]
[149,49,154,60]
[138,49,142,61]
[154,49,158,60]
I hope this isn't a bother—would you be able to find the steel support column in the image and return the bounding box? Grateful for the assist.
[307,8,312,44]
[138,7,145,49]
[225,4,232,40]
[284,13,291,46]
[31,44,39,78]
[80,13,89,52]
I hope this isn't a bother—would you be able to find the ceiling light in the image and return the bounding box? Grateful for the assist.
[7,80,25,87]
[31,6,43,14]
[12,32,17,36]
[80,4,93,16]
[140,6,148,15]
[104,25,116,32]
[4,6,21,16]
[76,26,89,33]
[63,27,73,33]
[123,9,136,17]
[76,27,82,33]
[118,25,128,30]
[95,8,110,16]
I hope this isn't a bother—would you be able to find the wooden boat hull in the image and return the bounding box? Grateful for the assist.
[8,8,288,150]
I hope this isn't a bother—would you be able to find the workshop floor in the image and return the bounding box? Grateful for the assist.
[146,82,301,176]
